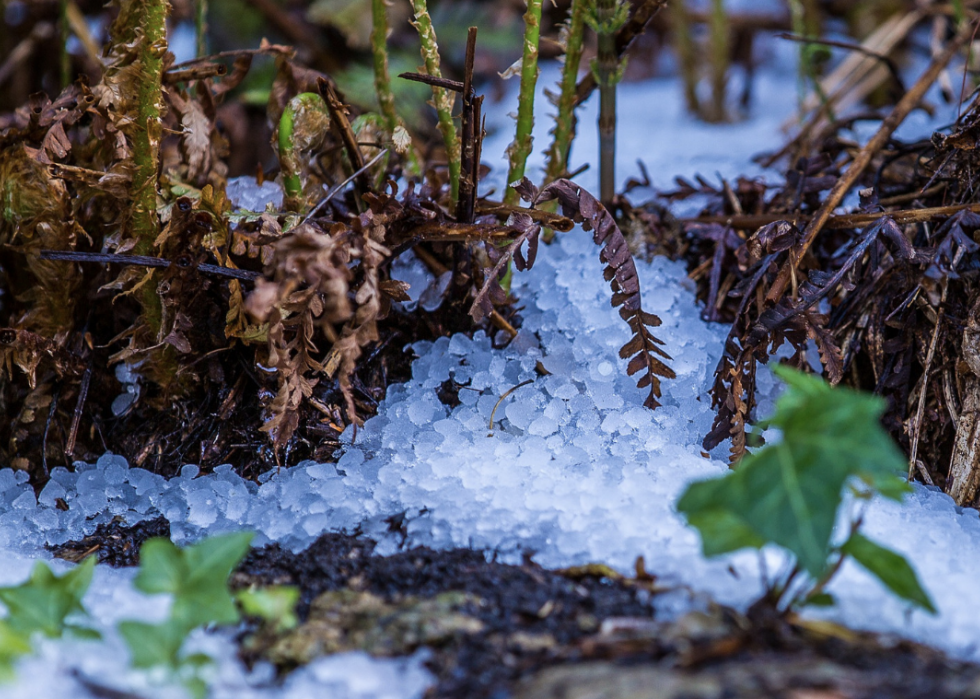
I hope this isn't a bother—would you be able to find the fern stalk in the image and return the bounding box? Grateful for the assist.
[706,0,729,122]
[590,0,628,205]
[544,0,587,186]
[504,0,543,206]
[372,0,421,176]
[371,0,398,132]
[112,0,169,255]
[109,0,171,378]
[410,0,460,201]
[195,0,208,58]
[670,1,700,115]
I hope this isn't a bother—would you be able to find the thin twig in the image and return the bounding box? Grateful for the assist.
[775,32,906,96]
[398,72,465,93]
[302,148,390,225]
[908,250,959,479]
[489,379,534,430]
[43,388,59,477]
[39,251,260,281]
[457,27,480,223]
[681,201,980,230]
[65,364,91,461]
[318,78,370,198]
[476,202,574,231]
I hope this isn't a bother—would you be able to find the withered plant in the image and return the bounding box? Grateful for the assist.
[0,0,679,483]
[655,11,980,514]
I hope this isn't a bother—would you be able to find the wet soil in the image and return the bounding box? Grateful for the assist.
[51,522,980,699]
[49,515,171,566]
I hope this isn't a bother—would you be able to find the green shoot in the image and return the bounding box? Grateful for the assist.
[119,532,254,698]
[544,0,587,187]
[789,0,831,117]
[678,366,935,615]
[504,0,544,206]
[276,92,331,212]
[236,585,299,633]
[587,0,630,205]
[195,0,208,58]
[410,0,460,201]
[705,0,729,122]
[370,0,421,176]
[670,1,700,116]
[371,0,399,134]
[0,557,98,682]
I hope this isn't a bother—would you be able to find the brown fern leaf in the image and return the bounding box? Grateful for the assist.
[535,179,675,408]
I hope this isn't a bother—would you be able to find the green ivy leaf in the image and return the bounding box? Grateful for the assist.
[118,618,188,669]
[0,557,95,638]
[236,586,299,632]
[0,620,32,683]
[176,532,254,628]
[133,538,185,595]
[802,592,836,608]
[183,532,254,592]
[840,533,937,614]
[677,366,907,578]
[120,531,255,680]
[133,532,253,631]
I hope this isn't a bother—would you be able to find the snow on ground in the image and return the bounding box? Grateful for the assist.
[1,27,979,699]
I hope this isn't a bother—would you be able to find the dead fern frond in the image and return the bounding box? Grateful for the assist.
[245,223,355,448]
[533,178,676,408]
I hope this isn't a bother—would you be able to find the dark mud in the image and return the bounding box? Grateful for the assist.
[234,533,980,699]
[48,515,171,566]
[49,524,980,698]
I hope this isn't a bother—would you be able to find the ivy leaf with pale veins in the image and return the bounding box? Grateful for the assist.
[840,533,936,614]
[678,365,907,577]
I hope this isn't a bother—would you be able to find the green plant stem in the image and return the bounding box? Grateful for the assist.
[372,0,422,177]
[195,0,208,58]
[371,0,398,133]
[544,0,587,186]
[112,0,169,256]
[671,1,700,115]
[504,0,543,206]
[706,0,729,122]
[594,0,624,206]
[110,0,170,348]
[410,0,460,201]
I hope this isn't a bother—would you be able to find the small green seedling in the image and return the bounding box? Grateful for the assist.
[0,556,97,681]
[236,585,299,634]
[678,365,936,614]
[118,532,254,698]
[276,93,331,212]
